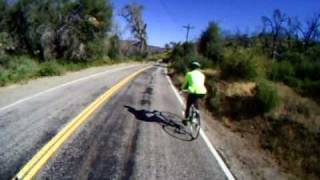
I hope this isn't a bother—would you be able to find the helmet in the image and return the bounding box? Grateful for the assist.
[191,61,201,69]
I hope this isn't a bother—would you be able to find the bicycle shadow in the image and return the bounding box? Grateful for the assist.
[124,106,193,141]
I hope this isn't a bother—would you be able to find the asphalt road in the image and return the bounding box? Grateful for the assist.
[0,64,228,180]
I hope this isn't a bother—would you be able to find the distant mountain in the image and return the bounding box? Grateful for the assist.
[120,40,164,55]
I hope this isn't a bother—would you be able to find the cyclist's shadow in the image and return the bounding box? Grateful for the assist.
[124,106,193,141]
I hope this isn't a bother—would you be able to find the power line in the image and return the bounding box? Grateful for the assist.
[183,24,195,42]
[158,0,180,27]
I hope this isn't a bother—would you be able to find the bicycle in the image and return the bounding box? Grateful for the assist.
[187,104,201,139]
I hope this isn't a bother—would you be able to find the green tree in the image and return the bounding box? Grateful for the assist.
[3,0,113,60]
[56,0,113,60]
[6,0,33,54]
[198,22,223,63]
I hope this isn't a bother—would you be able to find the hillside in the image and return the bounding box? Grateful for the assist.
[120,40,165,55]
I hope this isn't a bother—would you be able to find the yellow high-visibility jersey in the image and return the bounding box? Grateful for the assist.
[182,70,207,94]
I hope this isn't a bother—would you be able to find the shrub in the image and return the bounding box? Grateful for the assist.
[197,55,215,69]
[294,60,320,81]
[301,80,320,100]
[278,51,304,64]
[0,54,10,66]
[12,61,38,82]
[207,88,225,116]
[284,76,303,89]
[108,35,121,59]
[38,61,65,76]
[256,80,280,113]
[0,67,9,86]
[171,54,201,75]
[86,39,107,60]
[305,45,320,62]
[270,60,295,81]
[0,56,40,85]
[169,42,198,75]
[208,93,224,115]
[221,50,265,80]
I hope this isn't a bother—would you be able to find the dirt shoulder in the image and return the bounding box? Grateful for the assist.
[201,111,297,180]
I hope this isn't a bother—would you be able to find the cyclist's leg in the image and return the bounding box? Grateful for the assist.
[193,96,199,109]
[185,94,197,118]
[185,93,192,118]
[193,94,205,110]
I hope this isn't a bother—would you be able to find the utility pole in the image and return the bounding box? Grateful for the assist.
[183,24,194,42]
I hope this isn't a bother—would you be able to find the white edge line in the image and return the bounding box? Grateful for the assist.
[165,72,236,180]
[199,130,235,180]
[0,65,139,112]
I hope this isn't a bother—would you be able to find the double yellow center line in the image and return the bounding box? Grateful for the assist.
[13,66,150,180]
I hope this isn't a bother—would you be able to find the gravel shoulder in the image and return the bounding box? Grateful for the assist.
[201,111,297,180]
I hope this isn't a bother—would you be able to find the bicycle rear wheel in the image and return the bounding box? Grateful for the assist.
[189,106,201,139]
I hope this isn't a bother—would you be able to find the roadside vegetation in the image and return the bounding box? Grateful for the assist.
[166,9,320,179]
[0,0,160,87]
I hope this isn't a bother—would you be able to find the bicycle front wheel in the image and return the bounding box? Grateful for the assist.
[189,107,201,139]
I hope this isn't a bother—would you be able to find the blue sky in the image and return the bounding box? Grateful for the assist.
[111,0,320,47]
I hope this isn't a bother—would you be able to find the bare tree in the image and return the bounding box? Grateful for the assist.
[298,13,320,49]
[286,17,300,49]
[121,3,147,53]
[261,9,287,59]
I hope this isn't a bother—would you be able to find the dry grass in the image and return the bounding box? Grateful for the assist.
[275,83,320,132]
[225,82,256,97]
[203,68,220,76]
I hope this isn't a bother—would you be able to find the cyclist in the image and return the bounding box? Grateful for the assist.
[181,61,207,125]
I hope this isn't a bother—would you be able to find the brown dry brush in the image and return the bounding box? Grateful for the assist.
[261,117,320,179]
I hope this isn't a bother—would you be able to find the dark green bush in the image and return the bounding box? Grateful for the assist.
[169,42,198,74]
[197,55,215,69]
[38,61,65,76]
[0,54,9,66]
[256,80,280,113]
[284,76,303,89]
[301,80,320,100]
[11,59,39,82]
[108,35,121,59]
[305,45,320,62]
[278,51,304,64]
[294,60,320,81]
[221,51,265,80]
[0,67,9,86]
[270,60,295,81]
[208,92,225,116]
[86,39,108,60]
[0,56,40,85]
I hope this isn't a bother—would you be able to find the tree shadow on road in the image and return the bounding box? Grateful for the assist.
[124,106,193,141]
